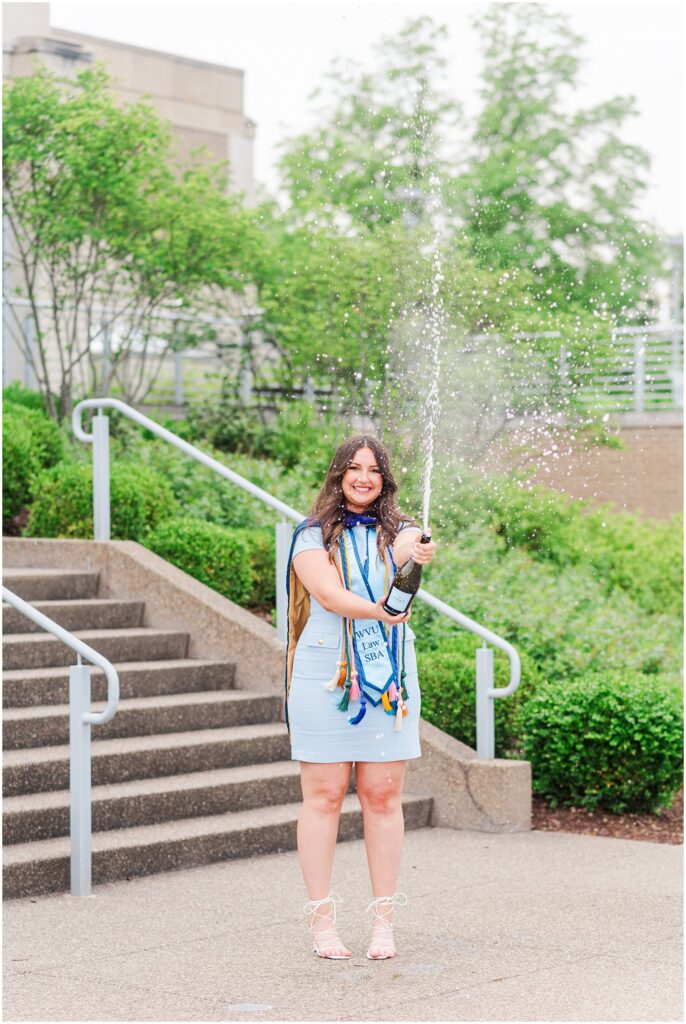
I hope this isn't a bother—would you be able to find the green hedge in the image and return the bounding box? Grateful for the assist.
[3,411,39,523]
[2,382,50,413]
[228,527,276,606]
[112,435,317,531]
[185,396,336,478]
[412,525,682,684]
[3,403,65,523]
[416,634,543,755]
[519,674,684,813]
[24,462,177,540]
[144,517,253,605]
[410,466,683,619]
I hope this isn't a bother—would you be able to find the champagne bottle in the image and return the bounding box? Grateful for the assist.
[382,529,432,615]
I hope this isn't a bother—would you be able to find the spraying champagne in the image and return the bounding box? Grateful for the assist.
[382,529,432,616]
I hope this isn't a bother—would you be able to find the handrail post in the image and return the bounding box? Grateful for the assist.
[475,642,495,759]
[69,657,93,896]
[633,334,645,412]
[92,409,110,541]
[275,518,293,643]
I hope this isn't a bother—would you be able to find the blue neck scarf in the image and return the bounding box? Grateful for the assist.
[343,510,378,528]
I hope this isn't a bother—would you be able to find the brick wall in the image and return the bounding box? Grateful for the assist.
[479,412,683,521]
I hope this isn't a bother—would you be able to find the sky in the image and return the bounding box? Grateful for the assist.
[49,0,684,237]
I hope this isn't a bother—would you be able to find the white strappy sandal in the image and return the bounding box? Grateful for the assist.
[303,891,353,960]
[365,892,408,960]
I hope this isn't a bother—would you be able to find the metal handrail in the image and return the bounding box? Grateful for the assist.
[2,586,120,898]
[72,398,302,525]
[72,397,520,758]
[2,587,119,724]
[418,588,521,698]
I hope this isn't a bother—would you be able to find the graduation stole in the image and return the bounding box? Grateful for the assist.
[322,525,410,731]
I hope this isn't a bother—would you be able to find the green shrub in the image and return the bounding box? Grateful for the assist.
[119,436,317,530]
[2,382,50,412]
[557,505,683,618]
[414,525,682,683]
[24,462,177,540]
[7,402,65,468]
[417,632,543,755]
[228,527,276,606]
[519,674,684,813]
[185,395,336,478]
[2,411,40,522]
[144,517,253,605]
[453,472,683,619]
[3,403,66,524]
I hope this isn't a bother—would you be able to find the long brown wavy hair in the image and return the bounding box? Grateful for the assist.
[306,434,417,563]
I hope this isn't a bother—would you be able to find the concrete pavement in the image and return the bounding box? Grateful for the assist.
[3,827,683,1022]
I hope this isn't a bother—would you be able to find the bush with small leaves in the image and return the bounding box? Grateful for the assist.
[24,462,177,540]
[3,382,52,413]
[144,517,253,605]
[519,673,684,813]
[2,409,40,523]
[3,403,66,524]
[228,527,276,606]
[416,632,543,756]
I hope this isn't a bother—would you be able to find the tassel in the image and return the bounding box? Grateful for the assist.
[395,699,404,732]
[381,691,394,713]
[388,681,397,701]
[349,672,360,701]
[322,660,345,691]
[348,688,367,725]
[337,680,351,711]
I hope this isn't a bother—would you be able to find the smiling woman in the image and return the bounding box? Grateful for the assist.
[282,433,436,962]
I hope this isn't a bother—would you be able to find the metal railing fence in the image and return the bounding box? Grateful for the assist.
[1,587,120,898]
[111,323,686,415]
[5,297,683,415]
[72,397,520,759]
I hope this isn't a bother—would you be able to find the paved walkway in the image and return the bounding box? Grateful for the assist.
[3,827,683,1022]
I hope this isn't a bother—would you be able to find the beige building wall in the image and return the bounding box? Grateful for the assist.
[3,3,255,196]
[480,411,683,521]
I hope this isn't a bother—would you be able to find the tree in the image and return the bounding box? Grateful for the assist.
[277,8,666,324]
[458,3,665,322]
[3,64,256,421]
[277,16,462,233]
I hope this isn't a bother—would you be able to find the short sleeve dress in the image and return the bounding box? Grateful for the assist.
[287,522,422,763]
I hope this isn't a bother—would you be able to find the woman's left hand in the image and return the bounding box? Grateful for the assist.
[413,537,436,565]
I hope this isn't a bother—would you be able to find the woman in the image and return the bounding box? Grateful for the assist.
[284,434,436,962]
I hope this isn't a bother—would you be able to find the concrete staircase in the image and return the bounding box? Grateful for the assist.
[2,561,433,900]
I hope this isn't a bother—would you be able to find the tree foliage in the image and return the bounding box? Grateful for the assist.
[278,17,461,233]
[3,64,256,420]
[458,3,665,321]
[277,6,665,323]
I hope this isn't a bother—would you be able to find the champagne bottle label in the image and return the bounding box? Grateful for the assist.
[385,586,412,613]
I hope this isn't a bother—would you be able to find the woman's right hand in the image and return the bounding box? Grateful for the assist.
[374,596,411,626]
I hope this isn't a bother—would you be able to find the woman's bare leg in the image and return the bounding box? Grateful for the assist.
[355,759,407,958]
[297,760,353,956]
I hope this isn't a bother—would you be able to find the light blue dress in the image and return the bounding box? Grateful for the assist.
[287,523,422,763]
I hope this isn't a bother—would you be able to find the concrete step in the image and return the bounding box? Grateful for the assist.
[3,760,315,843]
[3,792,434,899]
[2,627,189,670]
[2,598,145,634]
[3,690,283,749]
[3,722,291,796]
[2,568,99,602]
[2,658,237,709]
